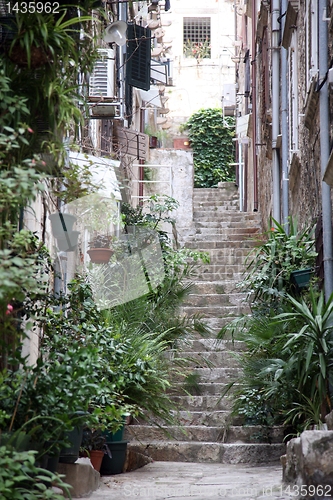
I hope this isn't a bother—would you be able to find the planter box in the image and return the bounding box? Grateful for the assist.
[173,137,191,150]
[290,268,312,290]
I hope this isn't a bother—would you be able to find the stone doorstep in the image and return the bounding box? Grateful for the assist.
[127,441,286,464]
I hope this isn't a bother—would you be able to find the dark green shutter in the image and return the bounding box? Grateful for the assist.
[126,23,151,91]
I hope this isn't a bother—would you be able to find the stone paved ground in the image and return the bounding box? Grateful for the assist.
[78,462,297,500]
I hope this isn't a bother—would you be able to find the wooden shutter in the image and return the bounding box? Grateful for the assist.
[126,23,151,91]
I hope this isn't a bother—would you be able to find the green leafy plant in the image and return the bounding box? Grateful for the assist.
[184,109,235,187]
[241,217,317,308]
[0,446,71,499]
[183,39,211,60]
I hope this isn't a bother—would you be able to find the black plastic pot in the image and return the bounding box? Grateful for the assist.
[59,426,83,464]
[102,420,125,442]
[100,441,128,475]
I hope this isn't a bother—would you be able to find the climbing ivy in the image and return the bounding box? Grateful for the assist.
[184,109,235,188]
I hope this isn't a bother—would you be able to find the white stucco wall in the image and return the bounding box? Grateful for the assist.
[160,0,236,123]
[143,149,195,244]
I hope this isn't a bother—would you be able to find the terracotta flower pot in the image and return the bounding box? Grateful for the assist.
[89,450,105,472]
[87,248,113,264]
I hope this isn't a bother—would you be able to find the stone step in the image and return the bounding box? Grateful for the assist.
[183,293,246,307]
[224,425,286,444]
[194,227,260,237]
[195,271,244,282]
[172,367,242,384]
[197,317,243,334]
[182,305,250,318]
[126,425,226,442]
[192,281,242,294]
[137,410,232,427]
[126,424,286,444]
[127,441,286,464]
[185,240,258,249]
[195,263,247,276]
[194,220,261,228]
[166,350,241,368]
[189,234,257,243]
[193,212,261,221]
[193,204,239,212]
[169,381,239,397]
[178,338,246,352]
[170,395,233,412]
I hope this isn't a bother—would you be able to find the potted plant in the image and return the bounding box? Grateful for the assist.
[80,427,108,472]
[49,211,80,252]
[87,234,114,264]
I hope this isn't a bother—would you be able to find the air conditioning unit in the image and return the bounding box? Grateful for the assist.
[89,48,115,99]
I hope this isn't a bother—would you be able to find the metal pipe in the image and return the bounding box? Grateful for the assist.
[281,0,289,232]
[251,0,258,212]
[239,141,243,211]
[319,0,333,300]
[118,2,127,121]
[271,0,281,223]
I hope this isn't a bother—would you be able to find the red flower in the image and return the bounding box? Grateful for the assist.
[6,304,13,315]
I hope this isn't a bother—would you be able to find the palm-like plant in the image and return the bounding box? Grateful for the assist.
[275,288,333,419]
[241,217,317,306]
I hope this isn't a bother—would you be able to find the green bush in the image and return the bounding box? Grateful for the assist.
[184,108,235,187]
[0,446,71,499]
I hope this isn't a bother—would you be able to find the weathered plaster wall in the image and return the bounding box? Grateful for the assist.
[161,0,236,135]
[144,148,195,245]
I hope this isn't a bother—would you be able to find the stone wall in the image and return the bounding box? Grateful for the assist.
[251,2,328,233]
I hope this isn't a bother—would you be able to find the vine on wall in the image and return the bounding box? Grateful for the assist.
[184,108,235,188]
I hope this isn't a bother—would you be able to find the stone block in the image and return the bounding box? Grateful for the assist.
[58,461,100,498]
[300,431,333,490]
[284,431,333,497]
[283,437,301,484]
[325,410,333,430]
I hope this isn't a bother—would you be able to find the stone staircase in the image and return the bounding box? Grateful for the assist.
[126,183,286,464]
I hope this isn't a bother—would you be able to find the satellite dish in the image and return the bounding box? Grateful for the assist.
[104,21,127,46]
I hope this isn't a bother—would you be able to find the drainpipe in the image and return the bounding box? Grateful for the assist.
[319,0,333,300]
[118,2,127,122]
[271,0,281,223]
[281,0,289,232]
[251,0,258,211]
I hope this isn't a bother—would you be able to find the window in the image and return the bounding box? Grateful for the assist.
[305,0,318,88]
[183,17,211,59]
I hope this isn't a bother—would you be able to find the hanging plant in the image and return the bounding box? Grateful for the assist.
[184,108,236,188]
